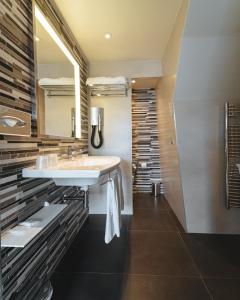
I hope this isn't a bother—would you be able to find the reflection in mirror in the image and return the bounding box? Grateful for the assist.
[34,5,81,138]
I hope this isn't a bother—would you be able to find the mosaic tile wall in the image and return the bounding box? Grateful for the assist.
[132,89,162,193]
[0,0,89,299]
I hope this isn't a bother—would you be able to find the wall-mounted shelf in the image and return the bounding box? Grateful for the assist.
[1,204,67,248]
[90,84,129,97]
[86,77,129,97]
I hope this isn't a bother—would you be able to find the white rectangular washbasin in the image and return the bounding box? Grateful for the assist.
[22,156,121,186]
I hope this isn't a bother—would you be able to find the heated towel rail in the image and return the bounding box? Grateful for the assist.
[225,102,240,208]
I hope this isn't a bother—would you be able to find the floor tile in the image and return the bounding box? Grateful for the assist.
[128,231,199,276]
[205,278,240,300]
[181,233,240,277]
[122,275,211,300]
[51,193,240,299]
[55,229,130,274]
[82,214,131,231]
[51,273,125,300]
[130,209,177,231]
[133,193,168,210]
[166,206,186,233]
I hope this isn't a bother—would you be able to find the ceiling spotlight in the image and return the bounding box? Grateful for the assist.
[96,94,101,97]
[35,36,40,42]
[104,32,112,39]
[131,79,136,84]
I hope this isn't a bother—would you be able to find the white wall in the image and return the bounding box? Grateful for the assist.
[156,76,187,230]
[89,95,132,214]
[162,0,189,76]
[88,60,164,215]
[174,0,240,233]
[91,60,162,78]
[156,0,188,229]
[88,62,133,215]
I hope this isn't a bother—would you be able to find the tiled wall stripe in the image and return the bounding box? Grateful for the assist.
[2,200,87,300]
[0,0,89,299]
[0,0,35,114]
[132,89,162,193]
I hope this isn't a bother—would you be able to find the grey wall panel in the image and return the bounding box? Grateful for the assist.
[174,29,240,233]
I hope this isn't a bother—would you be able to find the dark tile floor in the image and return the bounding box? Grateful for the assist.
[51,193,240,300]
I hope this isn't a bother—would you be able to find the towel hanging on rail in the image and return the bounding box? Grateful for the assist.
[105,168,124,244]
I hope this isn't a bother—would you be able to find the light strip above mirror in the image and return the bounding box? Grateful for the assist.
[35,5,81,138]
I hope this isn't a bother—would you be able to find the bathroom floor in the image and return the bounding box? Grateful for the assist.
[51,193,240,300]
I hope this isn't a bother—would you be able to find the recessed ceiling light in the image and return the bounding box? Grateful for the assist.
[35,36,40,42]
[96,94,101,97]
[104,33,112,39]
[131,79,136,84]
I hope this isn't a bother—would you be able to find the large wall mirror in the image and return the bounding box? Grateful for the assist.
[34,5,81,138]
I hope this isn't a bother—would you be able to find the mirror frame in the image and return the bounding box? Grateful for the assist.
[33,3,81,139]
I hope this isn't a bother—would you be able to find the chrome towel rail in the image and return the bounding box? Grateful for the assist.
[225,102,240,208]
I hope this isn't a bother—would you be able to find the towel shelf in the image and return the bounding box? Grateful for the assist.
[86,76,129,97]
[1,204,67,248]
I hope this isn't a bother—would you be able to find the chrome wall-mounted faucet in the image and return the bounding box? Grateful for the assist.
[60,147,85,160]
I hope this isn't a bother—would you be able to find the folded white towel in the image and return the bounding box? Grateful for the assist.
[39,77,74,86]
[86,76,127,86]
[105,168,124,244]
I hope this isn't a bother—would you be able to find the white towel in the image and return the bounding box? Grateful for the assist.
[86,76,127,86]
[39,77,74,86]
[105,169,124,244]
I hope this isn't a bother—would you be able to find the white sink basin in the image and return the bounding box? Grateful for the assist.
[22,156,121,186]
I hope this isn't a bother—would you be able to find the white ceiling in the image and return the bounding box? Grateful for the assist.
[55,0,183,62]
